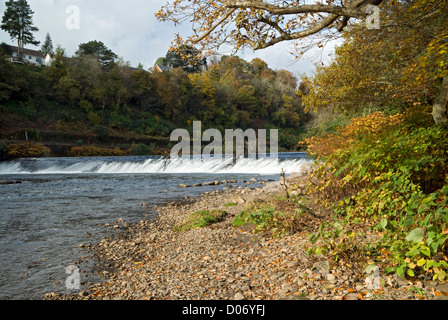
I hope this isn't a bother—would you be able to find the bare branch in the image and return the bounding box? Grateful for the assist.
[192,8,237,43]
[222,0,367,18]
[254,13,341,50]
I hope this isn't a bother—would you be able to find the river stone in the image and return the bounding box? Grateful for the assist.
[435,282,448,294]
[313,260,335,271]
[344,293,359,300]
[232,196,246,204]
[234,292,245,300]
[326,273,336,281]
[270,272,284,281]
[289,295,310,300]
[321,283,336,291]
[277,288,289,295]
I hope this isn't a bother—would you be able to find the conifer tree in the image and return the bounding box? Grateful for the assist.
[1,0,40,58]
[41,33,54,57]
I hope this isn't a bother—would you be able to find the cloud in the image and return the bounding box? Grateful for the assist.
[0,0,335,74]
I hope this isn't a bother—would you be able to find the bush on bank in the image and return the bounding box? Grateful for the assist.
[304,106,448,281]
[6,142,51,159]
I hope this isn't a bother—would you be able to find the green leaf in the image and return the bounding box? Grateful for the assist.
[407,269,415,277]
[396,265,404,277]
[441,214,448,224]
[406,228,423,243]
[380,218,388,230]
[421,246,431,257]
[421,197,432,204]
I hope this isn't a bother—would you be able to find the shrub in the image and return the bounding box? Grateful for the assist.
[233,199,312,236]
[7,142,50,158]
[302,111,404,159]
[0,140,9,159]
[305,108,448,281]
[131,143,153,156]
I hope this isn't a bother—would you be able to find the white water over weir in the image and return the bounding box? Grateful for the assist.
[0,153,313,175]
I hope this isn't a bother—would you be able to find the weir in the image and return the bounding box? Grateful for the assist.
[0,153,312,175]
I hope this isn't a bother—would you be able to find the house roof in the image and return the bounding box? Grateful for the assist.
[4,44,45,58]
[156,64,171,72]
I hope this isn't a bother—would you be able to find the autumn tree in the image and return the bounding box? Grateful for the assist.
[165,45,207,73]
[301,1,448,124]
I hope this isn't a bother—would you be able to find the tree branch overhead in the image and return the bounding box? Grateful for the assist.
[157,0,384,51]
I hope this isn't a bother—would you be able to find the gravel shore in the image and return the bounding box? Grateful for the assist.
[45,173,448,301]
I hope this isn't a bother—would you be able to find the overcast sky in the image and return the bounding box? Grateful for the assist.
[0,0,338,79]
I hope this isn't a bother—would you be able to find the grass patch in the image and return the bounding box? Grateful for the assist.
[224,202,238,207]
[233,197,316,236]
[174,210,227,232]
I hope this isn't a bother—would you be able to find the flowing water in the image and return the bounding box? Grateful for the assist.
[0,153,312,300]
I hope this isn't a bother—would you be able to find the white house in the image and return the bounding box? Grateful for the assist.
[4,44,53,66]
[43,53,53,67]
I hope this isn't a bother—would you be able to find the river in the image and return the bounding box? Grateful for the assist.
[0,153,311,300]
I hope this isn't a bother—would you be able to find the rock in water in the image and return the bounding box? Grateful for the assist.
[0,180,22,185]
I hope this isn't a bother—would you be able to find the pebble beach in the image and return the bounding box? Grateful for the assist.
[45,173,448,301]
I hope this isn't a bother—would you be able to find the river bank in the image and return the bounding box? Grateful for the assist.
[45,169,448,301]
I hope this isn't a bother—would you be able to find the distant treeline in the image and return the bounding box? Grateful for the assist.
[0,45,309,158]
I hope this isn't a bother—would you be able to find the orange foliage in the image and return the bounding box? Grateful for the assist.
[7,142,51,159]
[303,112,404,158]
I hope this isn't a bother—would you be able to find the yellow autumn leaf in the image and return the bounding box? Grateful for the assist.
[417,258,426,267]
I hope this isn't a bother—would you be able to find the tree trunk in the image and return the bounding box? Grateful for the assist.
[17,39,21,58]
[432,75,448,124]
